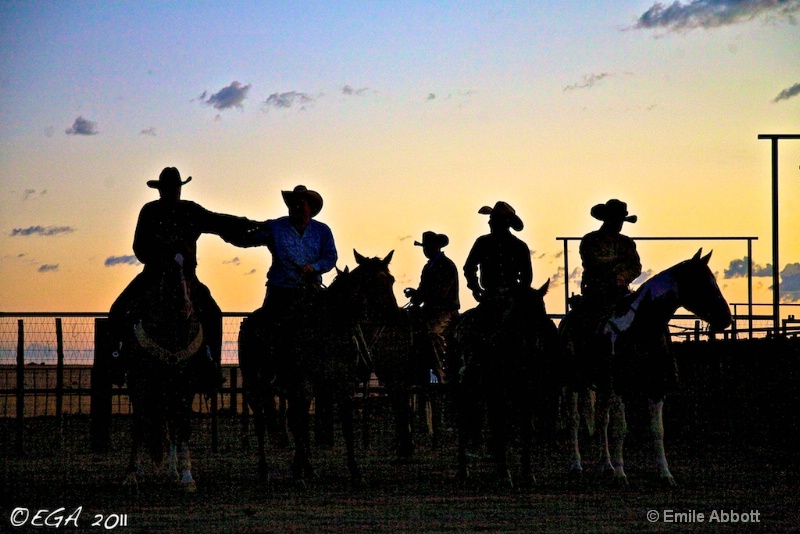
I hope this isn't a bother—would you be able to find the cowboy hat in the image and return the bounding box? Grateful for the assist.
[282,185,323,217]
[478,201,523,231]
[414,231,449,249]
[147,167,192,189]
[591,199,637,223]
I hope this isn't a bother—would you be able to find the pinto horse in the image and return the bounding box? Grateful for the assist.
[452,281,561,488]
[560,249,732,486]
[121,253,217,492]
[239,250,402,487]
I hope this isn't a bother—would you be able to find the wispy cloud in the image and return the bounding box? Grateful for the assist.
[342,85,369,96]
[38,264,59,273]
[22,189,46,201]
[104,255,140,267]
[65,116,99,135]
[223,257,241,266]
[564,72,613,91]
[200,81,252,110]
[244,268,257,276]
[773,82,800,103]
[10,225,76,237]
[630,0,800,33]
[140,127,157,136]
[264,91,316,110]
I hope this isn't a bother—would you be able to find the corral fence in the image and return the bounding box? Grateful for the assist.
[2,311,800,457]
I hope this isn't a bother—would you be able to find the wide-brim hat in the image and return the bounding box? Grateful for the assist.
[282,185,323,217]
[591,199,637,224]
[478,201,523,231]
[147,167,192,189]
[414,231,449,249]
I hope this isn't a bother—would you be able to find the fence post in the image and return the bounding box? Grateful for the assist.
[91,318,113,452]
[55,318,65,448]
[15,319,25,455]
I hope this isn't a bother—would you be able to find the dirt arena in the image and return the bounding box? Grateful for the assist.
[2,407,798,533]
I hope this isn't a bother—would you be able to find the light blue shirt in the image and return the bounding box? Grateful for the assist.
[249,216,338,289]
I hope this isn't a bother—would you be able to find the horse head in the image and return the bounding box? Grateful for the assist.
[339,249,399,322]
[673,248,732,332]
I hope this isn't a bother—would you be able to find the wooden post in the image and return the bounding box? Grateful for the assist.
[15,319,25,455]
[90,318,113,452]
[55,318,65,448]
[230,366,238,415]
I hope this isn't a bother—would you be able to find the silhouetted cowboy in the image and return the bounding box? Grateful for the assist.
[463,201,532,302]
[405,231,460,381]
[579,199,641,305]
[239,185,338,319]
[109,167,258,387]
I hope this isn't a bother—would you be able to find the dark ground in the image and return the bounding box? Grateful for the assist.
[2,402,798,534]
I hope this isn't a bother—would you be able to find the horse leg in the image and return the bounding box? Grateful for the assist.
[252,402,270,484]
[124,408,144,490]
[339,392,366,488]
[519,403,535,487]
[649,398,676,486]
[600,393,628,485]
[568,389,584,474]
[287,391,315,484]
[455,386,471,482]
[390,388,415,461]
[486,393,512,488]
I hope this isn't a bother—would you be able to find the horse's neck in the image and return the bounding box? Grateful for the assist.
[607,269,680,336]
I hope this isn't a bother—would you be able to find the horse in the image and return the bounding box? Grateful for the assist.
[238,250,402,487]
[560,249,732,486]
[121,253,219,492]
[451,280,561,488]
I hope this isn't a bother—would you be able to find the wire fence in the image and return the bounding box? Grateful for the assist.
[0,310,796,420]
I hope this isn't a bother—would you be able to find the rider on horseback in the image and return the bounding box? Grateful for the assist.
[240,185,338,323]
[463,201,532,304]
[404,231,460,383]
[109,167,259,391]
[566,198,641,389]
[579,199,641,309]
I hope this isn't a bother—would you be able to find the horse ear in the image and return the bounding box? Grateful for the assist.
[354,249,366,265]
[702,250,713,264]
[692,248,703,262]
[537,279,550,295]
[335,266,343,276]
[382,250,394,265]
[344,266,350,274]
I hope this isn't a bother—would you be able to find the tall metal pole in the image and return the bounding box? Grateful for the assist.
[758,134,800,335]
[771,137,780,335]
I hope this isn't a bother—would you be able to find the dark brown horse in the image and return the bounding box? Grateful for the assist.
[560,249,732,486]
[451,281,561,488]
[121,254,218,492]
[239,250,403,487]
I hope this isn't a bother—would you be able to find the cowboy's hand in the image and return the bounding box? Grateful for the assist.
[403,287,417,299]
[300,264,316,277]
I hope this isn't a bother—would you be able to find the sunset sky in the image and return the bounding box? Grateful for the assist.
[1,1,799,318]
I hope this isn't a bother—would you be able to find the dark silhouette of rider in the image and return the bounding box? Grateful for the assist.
[464,201,532,302]
[404,231,460,382]
[579,199,641,309]
[109,167,257,386]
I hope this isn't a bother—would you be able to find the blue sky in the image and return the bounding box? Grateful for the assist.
[1,0,799,314]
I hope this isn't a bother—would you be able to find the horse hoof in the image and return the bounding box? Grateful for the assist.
[351,476,368,490]
[182,480,197,493]
[661,475,677,488]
